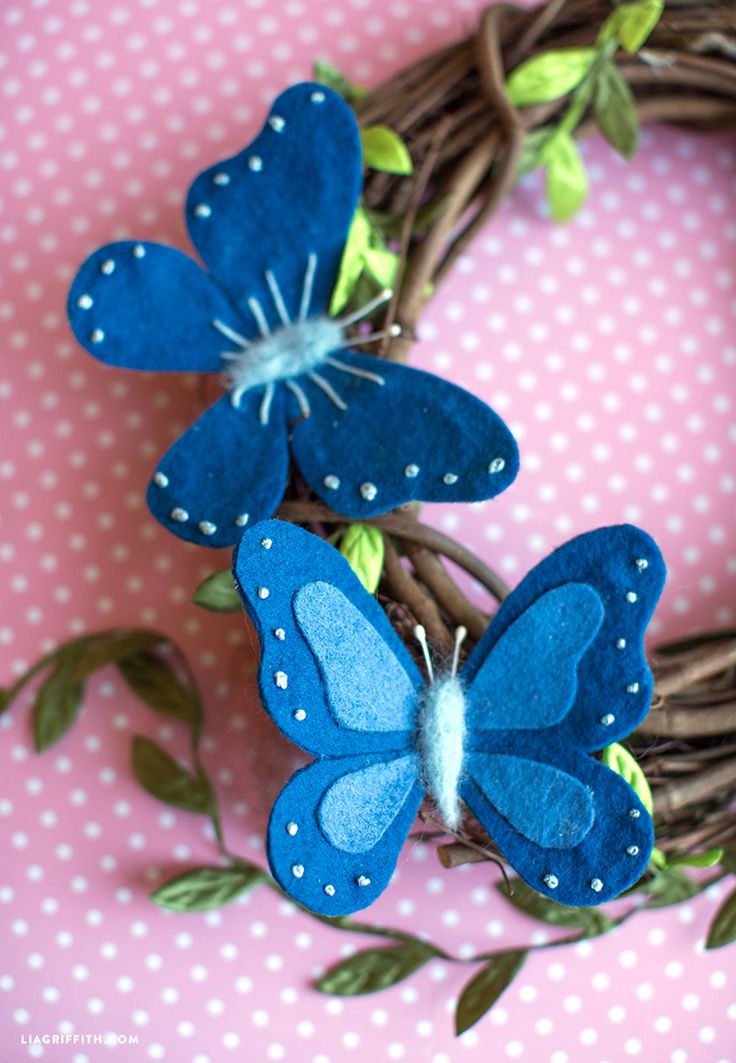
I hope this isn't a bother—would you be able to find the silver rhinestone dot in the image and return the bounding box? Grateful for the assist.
[635,558,649,571]
[234,513,249,527]
[293,709,306,722]
[269,115,285,132]
[543,873,559,889]
[213,172,230,186]
[310,91,326,104]
[629,808,641,819]
[356,875,371,887]
[443,472,458,485]
[323,884,335,897]
[360,482,377,501]
[291,864,304,879]
[198,521,217,536]
[170,508,188,522]
[261,538,273,550]
[600,713,615,726]
[489,457,506,474]
[590,878,603,893]
[274,671,288,690]
[257,587,270,600]
[323,474,340,491]
[616,638,627,650]
[153,472,169,488]
[626,591,638,603]
[194,203,211,218]
[90,328,104,343]
[248,155,263,172]
[626,845,640,856]
[404,463,419,478]
[100,259,115,275]
[274,628,285,641]
[626,682,640,694]
[132,243,146,258]
[77,294,93,310]
[286,822,298,836]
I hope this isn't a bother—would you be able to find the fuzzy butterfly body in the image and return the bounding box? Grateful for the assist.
[67,82,518,547]
[233,519,665,916]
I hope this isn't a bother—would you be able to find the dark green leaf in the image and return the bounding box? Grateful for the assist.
[593,60,638,159]
[669,848,724,870]
[315,942,436,995]
[70,630,164,682]
[642,867,701,909]
[600,741,653,812]
[506,48,597,107]
[336,524,385,593]
[150,865,263,911]
[32,651,86,752]
[0,688,13,715]
[118,651,201,729]
[517,127,555,177]
[192,569,241,613]
[719,848,736,874]
[705,887,736,949]
[543,131,588,222]
[132,736,215,814]
[455,951,527,1035]
[312,60,366,102]
[611,0,663,54]
[361,126,413,175]
[498,880,616,934]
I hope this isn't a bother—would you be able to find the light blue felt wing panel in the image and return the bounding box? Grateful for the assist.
[67,241,237,372]
[461,740,654,906]
[146,392,289,548]
[293,582,418,733]
[465,584,604,731]
[288,350,519,516]
[318,755,419,852]
[463,525,666,751]
[232,519,423,758]
[268,752,424,916]
[186,83,362,329]
[465,753,594,849]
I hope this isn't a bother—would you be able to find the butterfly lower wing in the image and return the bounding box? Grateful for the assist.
[146,392,289,547]
[268,753,423,915]
[186,83,361,328]
[67,241,237,371]
[233,519,423,757]
[463,525,666,749]
[461,742,653,906]
[289,351,519,516]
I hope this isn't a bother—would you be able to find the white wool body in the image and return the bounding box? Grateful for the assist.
[223,316,344,395]
[418,674,467,830]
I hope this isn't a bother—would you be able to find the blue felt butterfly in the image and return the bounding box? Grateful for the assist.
[66,82,519,548]
[233,519,665,916]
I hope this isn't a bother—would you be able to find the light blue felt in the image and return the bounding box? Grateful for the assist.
[317,754,419,853]
[466,584,604,730]
[293,582,418,733]
[66,83,520,548]
[466,753,594,849]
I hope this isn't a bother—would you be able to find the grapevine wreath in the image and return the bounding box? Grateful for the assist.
[4,0,736,1037]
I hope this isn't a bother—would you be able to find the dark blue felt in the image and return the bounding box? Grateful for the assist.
[289,350,519,514]
[466,584,603,730]
[66,82,520,548]
[146,391,290,549]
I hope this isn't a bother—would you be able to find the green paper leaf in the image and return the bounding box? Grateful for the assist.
[506,48,597,107]
[329,205,373,315]
[498,880,616,934]
[192,569,241,613]
[611,0,663,54]
[542,131,588,222]
[32,652,86,753]
[132,736,216,815]
[363,247,400,289]
[593,60,638,159]
[336,524,385,593]
[455,951,527,1035]
[642,867,701,909]
[649,847,668,870]
[668,848,724,870]
[312,60,366,103]
[600,742,653,814]
[68,630,164,683]
[705,887,736,949]
[118,651,201,729]
[150,865,263,911]
[315,942,436,995]
[360,125,413,175]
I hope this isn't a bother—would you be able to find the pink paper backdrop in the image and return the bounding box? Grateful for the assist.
[1,1,735,1060]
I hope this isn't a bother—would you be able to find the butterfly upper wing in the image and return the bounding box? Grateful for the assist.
[186,83,362,330]
[289,351,519,516]
[232,519,424,757]
[462,525,666,750]
[268,752,423,915]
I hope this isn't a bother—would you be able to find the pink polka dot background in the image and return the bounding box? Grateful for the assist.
[1,1,735,1060]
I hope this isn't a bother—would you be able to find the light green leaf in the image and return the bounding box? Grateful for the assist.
[611,0,663,54]
[117,651,201,729]
[517,127,556,177]
[498,880,616,934]
[455,951,527,1035]
[32,651,86,753]
[329,205,373,315]
[600,742,653,813]
[363,247,400,289]
[132,736,216,815]
[506,48,597,107]
[150,865,263,911]
[361,125,413,175]
[543,131,588,222]
[649,847,668,870]
[315,942,436,995]
[336,524,385,593]
[312,60,366,102]
[593,60,638,159]
[705,887,736,949]
[192,569,241,613]
[669,848,724,870]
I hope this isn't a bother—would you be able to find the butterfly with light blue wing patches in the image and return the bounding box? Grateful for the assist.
[233,519,665,917]
[66,82,518,548]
